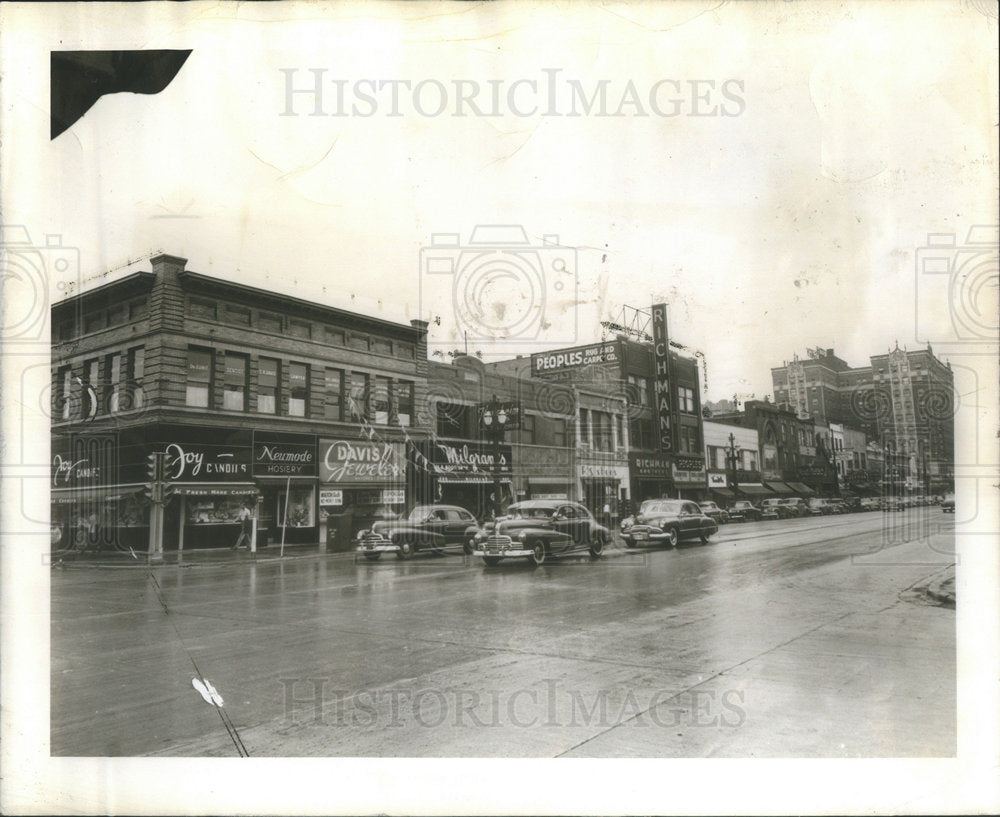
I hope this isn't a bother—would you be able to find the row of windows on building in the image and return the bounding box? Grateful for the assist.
[55,295,417,362]
[55,347,145,420]
[185,347,415,425]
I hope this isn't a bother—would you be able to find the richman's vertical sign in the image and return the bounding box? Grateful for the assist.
[651,303,673,453]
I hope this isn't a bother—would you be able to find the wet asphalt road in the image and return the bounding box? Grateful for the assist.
[51,511,956,757]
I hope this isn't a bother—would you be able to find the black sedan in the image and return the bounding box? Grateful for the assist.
[471,500,609,567]
[356,504,480,560]
[621,499,718,548]
[727,500,761,522]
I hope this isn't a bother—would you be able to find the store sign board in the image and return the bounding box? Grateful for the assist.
[629,453,672,479]
[320,490,343,506]
[672,463,707,485]
[162,442,251,482]
[319,439,405,483]
[581,464,620,479]
[382,489,406,505]
[51,433,118,488]
[253,441,317,477]
[429,441,512,478]
[707,472,727,488]
[531,342,619,374]
[651,303,673,453]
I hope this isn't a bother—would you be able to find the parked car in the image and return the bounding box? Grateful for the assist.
[859,497,881,511]
[941,495,955,513]
[781,497,809,517]
[471,500,609,567]
[621,499,718,548]
[727,500,761,522]
[698,501,730,525]
[760,498,790,520]
[356,504,480,560]
[806,497,834,516]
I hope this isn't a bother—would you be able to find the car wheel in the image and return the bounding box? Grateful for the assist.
[624,538,636,549]
[363,552,381,561]
[589,533,605,559]
[396,540,413,560]
[666,527,679,548]
[700,527,711,544]
[483,556,501,567]
[532,542,547,566]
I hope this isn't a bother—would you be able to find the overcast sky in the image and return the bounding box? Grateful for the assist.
[6,1,998,403]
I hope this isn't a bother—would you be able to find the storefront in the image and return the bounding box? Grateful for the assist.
[422,439,513,520]
[579,462,629,524]
[672,456,707,501]
[628,452,674,502]
[516,444,574,506]
[319,438,407,550]
[706,471,737,505]
[51,432,150,553]
[253,431,318,546]
[157,431,258,550]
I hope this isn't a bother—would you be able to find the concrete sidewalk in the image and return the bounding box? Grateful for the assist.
[49,541,345,568]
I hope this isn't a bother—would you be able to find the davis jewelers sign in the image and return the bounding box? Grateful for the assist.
[319,439,405,484]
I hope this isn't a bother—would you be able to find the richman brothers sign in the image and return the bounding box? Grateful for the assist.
[651,303,673,453]
[319,439,405,484]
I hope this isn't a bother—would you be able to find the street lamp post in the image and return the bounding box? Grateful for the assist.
[481,394,509,521]
[727,432,741,495]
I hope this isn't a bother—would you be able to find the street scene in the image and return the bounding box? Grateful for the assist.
[52,510,955,758]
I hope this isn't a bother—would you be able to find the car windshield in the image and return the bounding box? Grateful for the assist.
[734,502,751,509]
[699,503,717,509]
[508,504,559,520]
[406,506,439,521]
[639,500,685,515]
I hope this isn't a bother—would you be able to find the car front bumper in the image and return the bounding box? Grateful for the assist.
[472,548,534,559]
[356,542,400,553]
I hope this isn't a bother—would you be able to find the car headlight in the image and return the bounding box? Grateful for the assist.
[518,531,528,542]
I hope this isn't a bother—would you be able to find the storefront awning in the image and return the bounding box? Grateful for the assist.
[171,483,259,496]
[51,485,145,504]
[438,476,512,485]
[786,482,815,495]
[528,477,573,485]
[738,483,774,496]
[711,487,737,498]
[765,482,795,495]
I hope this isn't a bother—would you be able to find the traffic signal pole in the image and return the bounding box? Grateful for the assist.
[146,451,167,563]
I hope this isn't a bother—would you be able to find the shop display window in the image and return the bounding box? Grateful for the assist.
[278,485,315,527]
[187,496,249,525]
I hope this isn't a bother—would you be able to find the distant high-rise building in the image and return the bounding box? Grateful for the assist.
[771,344,954,494]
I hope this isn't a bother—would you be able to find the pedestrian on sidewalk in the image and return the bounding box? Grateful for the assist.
[233,503,253,550]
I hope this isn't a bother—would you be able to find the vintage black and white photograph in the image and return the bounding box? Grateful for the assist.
[1,1,998,814]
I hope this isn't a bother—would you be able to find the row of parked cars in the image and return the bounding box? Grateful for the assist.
[355,498,722,567]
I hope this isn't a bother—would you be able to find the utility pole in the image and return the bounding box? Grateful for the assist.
[727,432,741,495]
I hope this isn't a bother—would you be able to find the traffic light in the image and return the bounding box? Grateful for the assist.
[146,452,162,482]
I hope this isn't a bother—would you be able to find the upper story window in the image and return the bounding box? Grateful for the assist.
[325,327,345,345]
[373,376,391,424]
[127,346,145,410]
[395,381,413,427]
[397,343,415,360]
[553,417,567,447]
[521,413,536,444]
[677,386,695,413]
[372,338,392,356]
[257,357,280,414]
[678,424,699,454]
[289,363,309,417]
[129,298,148,320]
[107,304,126,327]
[83,358,100,417]
[105,352,122,413]
[224,305,251,327]
[84,312,105,334]
[349,371,369,420]
[349,334,369,352]
[189,298,217,321]
[627,374,650,406]
[325,368,344,421]
[223,353,249,411]
[56,366,72,421]
[185,347,213,408]
[289,320,312,340]
[258,313,282,333]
